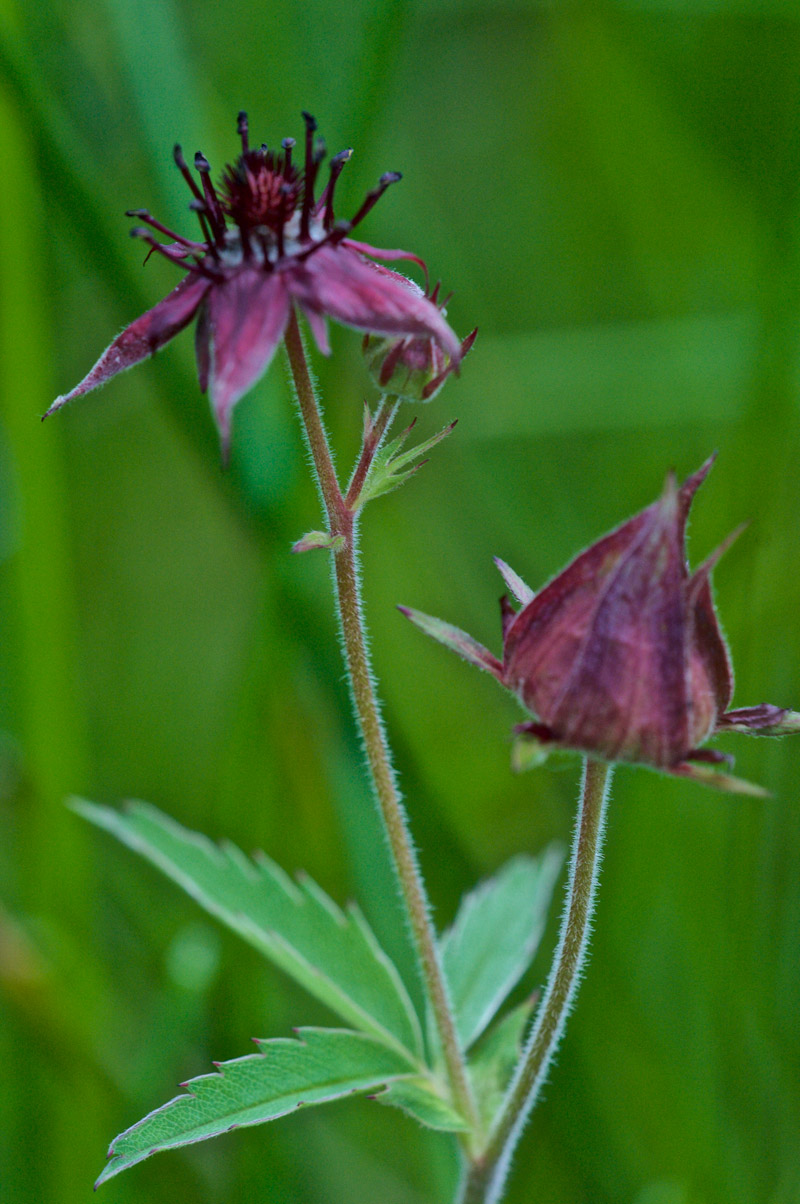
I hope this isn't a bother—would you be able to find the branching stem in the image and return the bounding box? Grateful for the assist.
[283,307,480,1137]
[345,394,399,509]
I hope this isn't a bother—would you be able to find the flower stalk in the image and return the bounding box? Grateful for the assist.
[457,758,612,1204]
[283,308,480,1137]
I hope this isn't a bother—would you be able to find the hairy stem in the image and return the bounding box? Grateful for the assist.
[282,308,343,518]
[458,758,612,1204]
[283,308,480,1135]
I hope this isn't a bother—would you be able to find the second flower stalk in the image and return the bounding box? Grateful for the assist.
[283,310,617,1202]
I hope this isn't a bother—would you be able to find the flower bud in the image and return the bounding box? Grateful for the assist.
[363,285,476,402]
[402,455,800,794]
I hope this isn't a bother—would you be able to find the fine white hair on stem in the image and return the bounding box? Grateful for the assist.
[458,759,612,1204]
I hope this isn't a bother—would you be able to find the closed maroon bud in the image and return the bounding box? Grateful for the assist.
[401,455,800,794]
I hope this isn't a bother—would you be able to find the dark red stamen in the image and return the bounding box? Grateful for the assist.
[187,258,225,282]
[294,219,352,263]
[256,231,273,267]
[237,111,249,154]
[300,111,318,240]
[194,153,226,239]
[317,148,353,231]
[129,227,203,270]
[307,135,326,213]
[349,172,402,231]
[188,199,218,255]
[173,144,205,205]
[277,183,295,256]
[420,328,476,396]
[125,209,204,250]
[379,337,408,385]
[281,137,295,172]
[237,219,253,258]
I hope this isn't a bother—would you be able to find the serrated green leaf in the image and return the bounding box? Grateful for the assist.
[468,1000,533,1129]
[441,847,564,1049]
[387,420,456,473]
[96,1027,414,1186]
[377,1078,470,1132]
[73,800,422,1059]
[357,420,456,507]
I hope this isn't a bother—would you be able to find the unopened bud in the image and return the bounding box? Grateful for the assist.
[363,318,475,403]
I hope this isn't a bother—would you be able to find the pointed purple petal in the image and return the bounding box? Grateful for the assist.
[686,523,747,609]
[342,238,429,285]
[685,526,745,718]
[299,304,331,355]
[676,452,717,532]
[45,274,210,416]
[194,299,211,393]
[207,269,290,447]
[287,246,461,361]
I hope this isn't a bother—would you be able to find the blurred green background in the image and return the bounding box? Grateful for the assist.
[1,0,799,1201]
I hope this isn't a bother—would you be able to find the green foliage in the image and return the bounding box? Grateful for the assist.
[356,419,457,507]
[96,1027,416,1186]
[3,2,800,1202]
[468,1003,534,1132]
[74,802,565,1175]
[377,1079,470,1133]
[441,850,564,1049]
[73,800,422,1059]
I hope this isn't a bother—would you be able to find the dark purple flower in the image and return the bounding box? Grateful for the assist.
[46,112,463,453]
[401,455,800,794]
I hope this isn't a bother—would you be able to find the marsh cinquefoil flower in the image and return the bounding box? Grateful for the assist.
[402,456,800,794]
[46,112,462,452]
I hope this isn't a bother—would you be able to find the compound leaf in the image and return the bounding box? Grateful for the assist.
[96,1027,414,1185]
[441,846,563,1049]
[74,800,422,1058]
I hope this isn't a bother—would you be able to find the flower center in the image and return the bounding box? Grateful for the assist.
[129,112,405,280]
[221,149,300,234]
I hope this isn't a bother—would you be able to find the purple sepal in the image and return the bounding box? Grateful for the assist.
[207,270,291,451]
[44,274,210,417]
